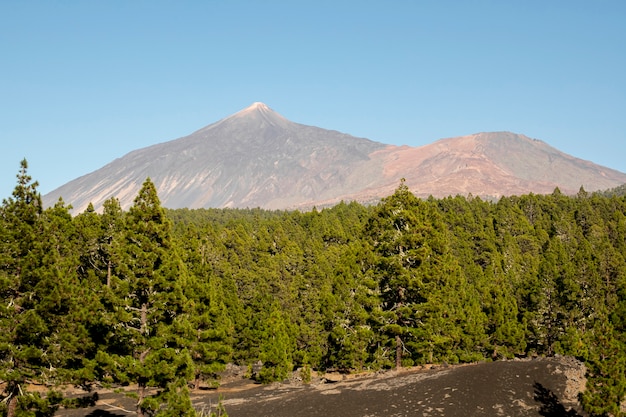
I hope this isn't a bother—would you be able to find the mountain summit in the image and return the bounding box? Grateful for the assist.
[210,102,290,130]
[44,103,386,212]
[43,104,626,213]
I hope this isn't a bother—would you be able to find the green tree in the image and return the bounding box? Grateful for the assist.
[0,161,78,417]
[100,197,125,288]
[96,179,195,417]
[37,199,102,381]
[324,239,377,371]
[438,196,525,358]
[366,181,486,367]
[74,203,106,289]
[176,224,234,389]
[579,320,626,416]
[257,305,295,383]
[365,180,428,368]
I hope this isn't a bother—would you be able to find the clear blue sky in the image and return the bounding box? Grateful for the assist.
[2,1,625,198]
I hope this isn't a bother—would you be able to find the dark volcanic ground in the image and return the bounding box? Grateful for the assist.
[58,356,587,417]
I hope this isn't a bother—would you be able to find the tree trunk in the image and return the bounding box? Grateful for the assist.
[140,302,148,335]
[194,372,201,391]
[194,329,202,390]
[106,258,111,287]
[395,335,402,369]
[7,393,18,417]
[137,348,151,417]
[136,380,146,417]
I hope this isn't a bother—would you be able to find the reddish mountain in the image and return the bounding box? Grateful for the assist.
[43,103,626,212]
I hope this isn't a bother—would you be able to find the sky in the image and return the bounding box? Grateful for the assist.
[1,1,625,198]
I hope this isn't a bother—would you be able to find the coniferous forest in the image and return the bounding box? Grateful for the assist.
[1,159,625,416]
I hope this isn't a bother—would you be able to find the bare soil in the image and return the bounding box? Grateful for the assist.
[56,356,588,417]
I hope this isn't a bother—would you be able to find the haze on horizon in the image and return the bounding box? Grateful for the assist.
[1,1,625,197]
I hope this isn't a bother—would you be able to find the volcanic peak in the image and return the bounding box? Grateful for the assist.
[236,101,275,117]
[247,102,270,111]
[217,101,287,127]
[41,102,626,214]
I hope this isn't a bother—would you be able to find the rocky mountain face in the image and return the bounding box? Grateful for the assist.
[43,102,626,213]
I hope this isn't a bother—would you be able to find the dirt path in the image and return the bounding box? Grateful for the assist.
[57,356,587,417]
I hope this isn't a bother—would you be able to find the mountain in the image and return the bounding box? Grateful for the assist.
[369,131,626,201]
[43,103,626,212]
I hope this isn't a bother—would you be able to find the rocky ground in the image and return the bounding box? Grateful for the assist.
[57,356,588,417]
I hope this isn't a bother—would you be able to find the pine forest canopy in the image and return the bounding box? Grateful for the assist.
[1,160,626,416]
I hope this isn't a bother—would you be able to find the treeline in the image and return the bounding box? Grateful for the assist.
[1,161,625,416]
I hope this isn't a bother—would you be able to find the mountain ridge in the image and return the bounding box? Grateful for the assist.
[43,103,626,213]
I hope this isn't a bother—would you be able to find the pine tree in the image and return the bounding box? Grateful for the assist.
[176,224,234,389]
[97,178,195,417]
[257,305,295,383]
[365,181,486,367]
[324,239,377,371]
[579,320,626,416]
[365,180,429,368]
[37,199,103,386]
[100,197,125,288]
[496,195,545,354]
[0,160,77,417]
[74,203,105,288]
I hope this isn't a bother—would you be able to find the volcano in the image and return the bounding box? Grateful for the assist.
[43,103,626,213]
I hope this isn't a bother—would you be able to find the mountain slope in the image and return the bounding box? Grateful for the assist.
[43,103,626,212]
[45,103,386,212]
[361,132,626,203]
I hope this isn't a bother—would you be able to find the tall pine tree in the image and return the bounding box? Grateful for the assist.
[96,179,195,417]
[0,160,75,417]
